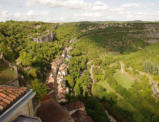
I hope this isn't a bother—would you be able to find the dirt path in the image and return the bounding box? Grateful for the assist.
[90,65,95,84]
[120,61,125,73]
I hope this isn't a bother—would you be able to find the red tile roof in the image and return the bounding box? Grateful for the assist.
[0,85,28,114]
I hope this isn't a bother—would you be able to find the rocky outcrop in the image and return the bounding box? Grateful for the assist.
[105,110,117,122]
[149,78,159,96]
[65,101,93,122]
[34,25,41,29]
[65,101,85,115]
[33,32,55,43]
[80,23,132,33]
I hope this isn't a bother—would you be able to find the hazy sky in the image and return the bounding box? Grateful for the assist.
[0,0,159,22]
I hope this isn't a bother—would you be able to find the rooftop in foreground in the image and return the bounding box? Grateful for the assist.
[0,85,36,122]
[0,85,28,114]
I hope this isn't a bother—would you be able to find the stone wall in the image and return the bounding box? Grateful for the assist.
[7,99,34,122]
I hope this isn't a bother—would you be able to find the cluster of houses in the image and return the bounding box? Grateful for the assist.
[46,42,73,102]
[57,63,69,101]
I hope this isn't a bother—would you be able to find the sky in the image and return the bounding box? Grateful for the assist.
[0,0,159,22]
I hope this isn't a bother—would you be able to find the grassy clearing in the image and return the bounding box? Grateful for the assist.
[97,80,123,99]
[114,71,133,89]
[0,59,16,84]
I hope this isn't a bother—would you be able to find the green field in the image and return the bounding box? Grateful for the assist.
[67,22,159,122]
[114,71,133,89]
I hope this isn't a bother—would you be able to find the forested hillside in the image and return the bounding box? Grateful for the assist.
[1,21,159,122]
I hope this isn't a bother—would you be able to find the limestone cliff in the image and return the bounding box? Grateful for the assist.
[33,31,55,43]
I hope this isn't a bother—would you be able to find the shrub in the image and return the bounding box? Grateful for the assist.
[31,79,48,100]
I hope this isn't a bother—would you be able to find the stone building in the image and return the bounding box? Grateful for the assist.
[0,85,40,122]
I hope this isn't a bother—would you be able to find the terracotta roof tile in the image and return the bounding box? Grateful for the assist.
[0,105,3,111]
[0,85,28,114]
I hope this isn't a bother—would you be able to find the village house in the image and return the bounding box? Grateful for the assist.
[0,85,40,122]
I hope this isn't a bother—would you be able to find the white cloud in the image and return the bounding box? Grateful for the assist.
[121,3,140,8]
[0,11,10,21]
[1,8,159,22]
[27,0,109,10]
[0,1,159,22]
[0,10,52,22]
[73,11,103,21]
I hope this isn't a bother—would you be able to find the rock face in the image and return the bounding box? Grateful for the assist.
[65,101,85,115]
[80,23,131,32]
[144,24,159,44]
[33,32,55,43]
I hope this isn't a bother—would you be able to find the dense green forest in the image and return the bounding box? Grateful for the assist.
[1,21,159,122]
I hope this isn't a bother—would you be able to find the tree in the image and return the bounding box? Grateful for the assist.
[31,79,48,100]
[143,60,159,75]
